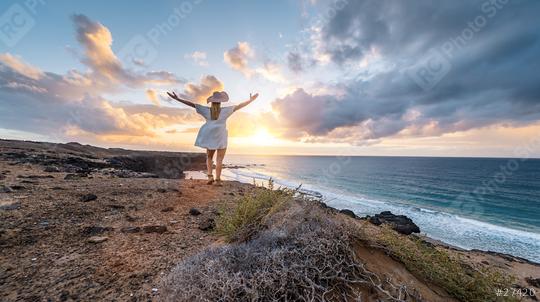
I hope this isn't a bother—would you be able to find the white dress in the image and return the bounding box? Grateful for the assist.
[194,104,235,150]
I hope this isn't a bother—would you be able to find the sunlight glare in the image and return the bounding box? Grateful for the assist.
[249,128,277,146]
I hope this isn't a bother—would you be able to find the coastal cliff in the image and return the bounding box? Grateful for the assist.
[0,140,538,301]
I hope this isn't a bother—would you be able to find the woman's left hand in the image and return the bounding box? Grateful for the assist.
[250,93,259,101]
[167,91,180,100]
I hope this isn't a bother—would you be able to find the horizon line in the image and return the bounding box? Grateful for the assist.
[2,138,539,160]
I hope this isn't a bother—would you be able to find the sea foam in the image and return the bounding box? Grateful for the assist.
[222,167,540,263]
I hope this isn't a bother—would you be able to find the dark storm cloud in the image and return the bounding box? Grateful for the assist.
[273,0,540,142]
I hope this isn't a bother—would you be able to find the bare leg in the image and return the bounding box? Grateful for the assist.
[206,149,216,184]
[215,148,227,185]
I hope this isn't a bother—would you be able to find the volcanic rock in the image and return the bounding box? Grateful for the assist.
[189,208,201,216]
[143,225,167,234]
[367,211,420,235]
[80,194,97,202]
[339,209,356,218]
[198,218,215,231]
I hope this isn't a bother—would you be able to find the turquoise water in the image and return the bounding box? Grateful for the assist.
[221,155,540,262]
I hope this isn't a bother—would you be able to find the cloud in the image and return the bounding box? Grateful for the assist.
[71,14,183,87]
[146,89,159,106]
[223,41,290,83]
[286,51,318,73]
[184,51,208,66]
[224,41,254,76]
[255,63,286,84]
[287,52,304,73]
[0,14,198,144]
[270,0,540,144]
[180,75,224,103]
[0,14,268,150]
[0,53,44,80]
[0,60,199,140]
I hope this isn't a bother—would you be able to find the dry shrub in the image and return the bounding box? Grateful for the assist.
[160,200,413,301]
[215,187,293,242]
[376,226,517,302]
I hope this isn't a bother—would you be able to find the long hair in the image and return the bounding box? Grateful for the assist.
[210,102,221,120]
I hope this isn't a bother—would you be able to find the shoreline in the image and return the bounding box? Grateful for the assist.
[190,166,540,264]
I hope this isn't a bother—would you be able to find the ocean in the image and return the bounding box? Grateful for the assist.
[215,155,540,263]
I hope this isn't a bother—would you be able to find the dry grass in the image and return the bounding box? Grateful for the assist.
[215,184,293,242]
[375,226,518,302]
[160,192,418,301]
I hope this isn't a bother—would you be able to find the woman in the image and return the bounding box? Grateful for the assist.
[167,90,259,185]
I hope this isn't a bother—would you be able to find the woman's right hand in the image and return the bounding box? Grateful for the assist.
[166,91,196,108]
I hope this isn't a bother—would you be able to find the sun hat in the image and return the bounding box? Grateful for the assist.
[207,91,229,103]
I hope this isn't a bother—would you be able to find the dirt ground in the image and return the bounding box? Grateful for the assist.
[0,160,254,301]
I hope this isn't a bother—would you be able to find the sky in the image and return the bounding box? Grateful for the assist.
[1,0,540,157]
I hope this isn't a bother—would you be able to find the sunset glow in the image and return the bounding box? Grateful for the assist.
[0,0,539,157]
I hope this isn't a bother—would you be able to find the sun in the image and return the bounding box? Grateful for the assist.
[249,128,277,146]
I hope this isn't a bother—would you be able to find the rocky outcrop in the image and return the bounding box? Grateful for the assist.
[106,155,200,179]
[339,209,357,218]
[366,211,420,235]
[318,203,419,236]
[0,139,206,179]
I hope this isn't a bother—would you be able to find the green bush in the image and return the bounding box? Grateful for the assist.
[216,186,293,242]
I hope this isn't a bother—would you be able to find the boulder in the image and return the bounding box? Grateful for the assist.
[199,218,215,231]
[87,236,108,243]
[44,166,60,173]
[17,175,54,179]
[0,200,21,210]
[0,185,13,193]
[125,214,138,222]
[368,211,420,235]
[20,180,37,184]
[525,277,540,288]
[189,208,201,216]
[143,225,167,234]
[80,194,97,202]
[108,204,125,210]
[339,209,356,218]
[83,226,113,236]
[121,227,141,233]
[64,173,85,180]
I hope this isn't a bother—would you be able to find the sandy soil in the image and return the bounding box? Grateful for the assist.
[0,160,254,301]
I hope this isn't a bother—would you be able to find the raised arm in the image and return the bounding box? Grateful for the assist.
[234,93,259,112]
[167,91,196,108]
